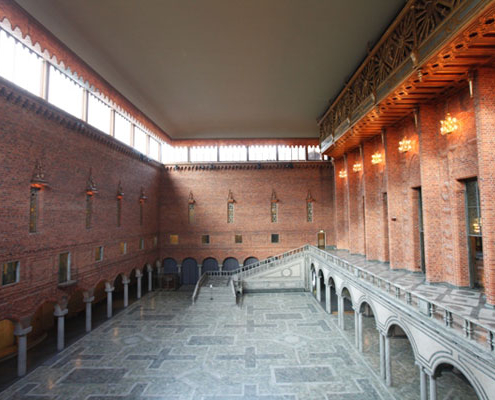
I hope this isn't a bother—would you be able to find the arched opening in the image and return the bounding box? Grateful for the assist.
[112,274,125,312]
[162,258,178,274]
[202,257,219,273]
[129,269,139,299]
[327,277,337,313]
[181,258,198,286]
[385,323,417,396]
[317,270,326,309]
[243,256,258,266]
[142,264,150,295]
[0,319,16,361]
[435,363,478,399]
[159,258,179,290]
[222,257,239,272]
[341,287,354,332]
[310,264,316,296]
[358,301,377,353]
[92,280,109,327]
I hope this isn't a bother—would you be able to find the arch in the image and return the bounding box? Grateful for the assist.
[243,256,258,266]
[181,257,198,285]
[327,275,336,287]
[0,319,16,360]
[202,257,219,273]
[162,258,179,274]
[357,298,378,319]
[431,360,484,400]
[339,285,354,307]
[141,264,149,294]
[67,289,85,318]
[222,257,239,272]
[384,319,419,362]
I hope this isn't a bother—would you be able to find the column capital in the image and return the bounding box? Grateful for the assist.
[83,296,95,303]
[135,270,143,278]
[122,276,130,285]
[54,308,68,317]
[105,285,115,293]
[14,325,32,336]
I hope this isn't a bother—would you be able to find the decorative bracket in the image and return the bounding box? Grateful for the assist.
[86,168,97,195]
[30,160,48,189]
[227,190,236,204]
[116,181,124,199]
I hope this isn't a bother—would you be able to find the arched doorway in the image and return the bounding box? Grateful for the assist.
[162,258,178,274]
[222,257,239,272]
[181,258,198,285]
[202,258,219,273]
[327,277,337,313]
[317,270,326,309]
[243,257,258,266]
[310,264,316,295]
[340,287,354,332]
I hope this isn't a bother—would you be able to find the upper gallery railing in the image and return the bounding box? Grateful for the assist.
[318,0,479,147]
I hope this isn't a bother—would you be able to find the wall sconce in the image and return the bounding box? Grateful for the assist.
[116,181,124,200]
[86,168,97,196]
[353,162,362,172]
[398,138,412,153]
[371,152,383,165]
[440,113,458,135]
[140,187,148,203]
[472,217,481,234]
[30,160,49,189]
[339,169,347,178]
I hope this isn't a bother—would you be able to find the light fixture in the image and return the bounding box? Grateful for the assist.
[339,169,347,178]
[440,113,458,135]
[472,217,481,234]
[371,152,383,165]
[353,162,362,172]
[398,138,412,153]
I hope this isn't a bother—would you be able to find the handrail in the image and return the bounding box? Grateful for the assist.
[306,245,495,353]
[191,272,207,304]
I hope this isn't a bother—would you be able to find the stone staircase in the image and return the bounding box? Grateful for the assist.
[194,276,236,304]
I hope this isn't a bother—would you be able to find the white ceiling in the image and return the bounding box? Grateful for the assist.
[16,0,405,140]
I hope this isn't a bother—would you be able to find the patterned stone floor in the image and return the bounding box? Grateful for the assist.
[0,290,479,400]
[325,249,495,331]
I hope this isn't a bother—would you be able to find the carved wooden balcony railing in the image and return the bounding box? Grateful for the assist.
[318,0,494,155]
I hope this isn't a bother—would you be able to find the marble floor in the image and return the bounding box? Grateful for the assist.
[0,290,479,400]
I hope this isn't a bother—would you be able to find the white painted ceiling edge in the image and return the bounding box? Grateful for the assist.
[15,0,405,140]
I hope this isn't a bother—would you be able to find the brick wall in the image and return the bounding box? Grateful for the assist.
[0,80,162,323]
[160,164,335,265]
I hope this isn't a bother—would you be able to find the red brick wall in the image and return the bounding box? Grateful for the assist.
[333,157,349,251]
[474,67,495,303]
[385,117,422,271]
[363,135,389,262]
[160,164,335,265]
[346,148,366,256]
[0,81,161,323]
[419,87,477,286]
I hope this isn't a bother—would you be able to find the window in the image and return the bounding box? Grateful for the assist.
[29,187,39,233]
[235,234,242,244]
[219,146,247,162]
[134,126,147,154]
[465,179,483,288]
[86,194,93,229]
[140,238,145,249]
[2,261,19,286]
[120,242,127,255]
[58,252,71,283]
[162,143,188,163]
[88,93,111,134]
[271,234,279,243]
[114,113,132,146]
[278,145,306,161]
[0,30,42,96]
[48,65,83,118]
[170,235,179,245]
[227,202,234,223]
[95,246,104,262]
[117,198,122,227]
[188,203,195,224]
[202,234,210,245]
[190,146,217,162]
[271,202,278,223]
[248,145,276,161]
[307,201,314,222]
[153,236,158,248]
[149,137,160,161]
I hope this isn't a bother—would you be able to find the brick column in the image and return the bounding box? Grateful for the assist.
[474,67,495,305]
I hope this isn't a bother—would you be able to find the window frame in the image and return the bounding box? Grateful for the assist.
[2,261,20,286]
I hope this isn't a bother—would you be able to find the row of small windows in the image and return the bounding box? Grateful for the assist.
[169,234,280,245]
[0,26,326,165]
[1,237,156,288]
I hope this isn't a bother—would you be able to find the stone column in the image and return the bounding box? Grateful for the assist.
[122,276,130,308]
[14,324,32,377]
[337,294,344,329]
[325,284,331,314]
[83,294,94,333]
[357,309,363,352]
[146,264,153,292]
[218,263,223,272]
[316,275,321,302]
[54,306,68,351]
[136,270,142,299]
[379,332,385,381]
[419,365,427,400]
[429,373,437,400]
[385,334,392,386]
[105,283,114,318]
